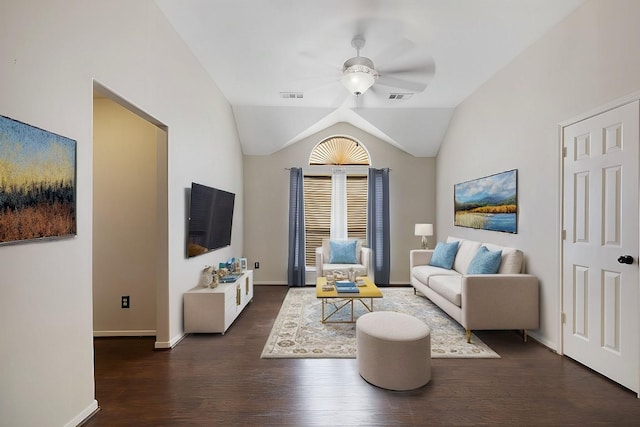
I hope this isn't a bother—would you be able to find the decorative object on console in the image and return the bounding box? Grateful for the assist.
[0,115,77,246]
[217,268,229,279]
[454,169,517,233]
[239,257,248,271]
[198,265,217,288]
[414,223,433,249]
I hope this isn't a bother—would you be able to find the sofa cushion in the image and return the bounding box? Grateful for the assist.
[412,265,461,285]
[428,275,462,307]
[448,238,482,274]
[467,246,503,274]
[328,239,358,264]
[429,241,459,269]
[484,243,524,274]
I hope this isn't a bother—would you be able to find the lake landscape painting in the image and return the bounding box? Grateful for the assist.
[0,115,76,245]
[454,169,517,233]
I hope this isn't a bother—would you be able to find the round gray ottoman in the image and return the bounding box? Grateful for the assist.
[356,311,431,391]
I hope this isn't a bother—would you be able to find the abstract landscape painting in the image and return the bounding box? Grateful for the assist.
[0,115,76,245]
[454,169,517,233]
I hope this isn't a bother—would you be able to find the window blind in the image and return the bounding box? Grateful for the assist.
[303,174,368,266]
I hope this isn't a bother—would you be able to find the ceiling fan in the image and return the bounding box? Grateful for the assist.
[339,35,435,99]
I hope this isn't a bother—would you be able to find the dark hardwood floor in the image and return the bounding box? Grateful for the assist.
[85,285,640,426]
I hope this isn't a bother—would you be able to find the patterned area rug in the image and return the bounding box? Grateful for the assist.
[261,287,499,359]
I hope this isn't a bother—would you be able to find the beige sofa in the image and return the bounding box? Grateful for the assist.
[410,237,539,342]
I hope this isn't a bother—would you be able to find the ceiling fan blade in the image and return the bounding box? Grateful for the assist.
[297,48,343,70]
[373,38,415,68]
[376,76,428,93]
[378,56,436,79]
[287,76,338,91]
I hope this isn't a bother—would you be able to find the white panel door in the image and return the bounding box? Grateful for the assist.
[562,100,639,394]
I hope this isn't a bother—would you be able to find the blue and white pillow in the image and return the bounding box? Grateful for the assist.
[429,241,459,270]
[467,246,503,274]
[329,239,358,264]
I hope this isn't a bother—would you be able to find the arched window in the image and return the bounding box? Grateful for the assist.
[304,136,370,266]
[309,136,370,165]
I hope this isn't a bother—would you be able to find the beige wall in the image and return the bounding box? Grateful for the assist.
[0,1,242,425]
[436,0,640,350]
[244,122,435,285]
[93,98,159,335]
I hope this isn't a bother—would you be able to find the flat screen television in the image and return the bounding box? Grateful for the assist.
[187,182,235,258]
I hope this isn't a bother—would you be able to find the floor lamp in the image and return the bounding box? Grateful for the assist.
[414,224,433,249]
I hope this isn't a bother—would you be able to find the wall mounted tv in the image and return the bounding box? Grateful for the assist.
[187,182,235,258]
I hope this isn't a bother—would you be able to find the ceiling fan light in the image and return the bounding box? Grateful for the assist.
[341,65,376,96]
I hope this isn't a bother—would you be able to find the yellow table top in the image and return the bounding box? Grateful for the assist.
[316,276,382,298]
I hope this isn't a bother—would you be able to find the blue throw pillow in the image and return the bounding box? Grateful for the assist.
[467,246,503,274]
[429,241,459,269]
[329,239,358,264]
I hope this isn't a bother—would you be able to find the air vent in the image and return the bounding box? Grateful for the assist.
[280,92,304,99]
[388,93,413,100]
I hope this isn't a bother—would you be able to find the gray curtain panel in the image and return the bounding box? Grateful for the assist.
[287,167,306,287]
[367,168,390,284]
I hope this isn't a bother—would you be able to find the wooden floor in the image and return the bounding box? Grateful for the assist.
[85,285,640,426]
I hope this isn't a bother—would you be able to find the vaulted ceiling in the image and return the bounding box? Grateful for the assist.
[155,0,585,157]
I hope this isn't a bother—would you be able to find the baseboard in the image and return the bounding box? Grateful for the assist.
[66,399,98,427]
[527,331,558,353]
[93,330,156,337]
[155,333,185,349]
[254,281,288,285]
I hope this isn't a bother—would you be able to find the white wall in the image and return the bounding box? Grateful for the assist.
[0,1,242,425]
[244,122,435,285]
[93,98,159,335]
[436,0,640,350]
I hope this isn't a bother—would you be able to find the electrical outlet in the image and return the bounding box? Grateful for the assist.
[254,262,260,269]
[121,296,130,309]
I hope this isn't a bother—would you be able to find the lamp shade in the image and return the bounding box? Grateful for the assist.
[341,69,375,96]
[414,223,433,236]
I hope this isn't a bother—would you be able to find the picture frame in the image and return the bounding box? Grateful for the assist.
[0,115,77,245]
[239,257,248,271]
[454,169,517,233]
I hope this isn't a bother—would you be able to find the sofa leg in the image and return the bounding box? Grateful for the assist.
[523,330,528,342]
[466,329,471,343]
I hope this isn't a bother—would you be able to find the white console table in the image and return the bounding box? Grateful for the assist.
[183,270,254,334]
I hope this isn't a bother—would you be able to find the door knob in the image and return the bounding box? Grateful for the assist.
[617,255,634,264]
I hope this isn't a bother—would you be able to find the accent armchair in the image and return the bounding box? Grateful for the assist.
[315,238,372,278]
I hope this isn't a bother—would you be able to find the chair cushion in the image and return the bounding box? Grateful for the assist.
[329,239,358,263]
[467,246,503,274]
[429,241,459,269]
[323,239,362,263]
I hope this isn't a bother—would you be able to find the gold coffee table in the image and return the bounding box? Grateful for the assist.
[316,276,383,323]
